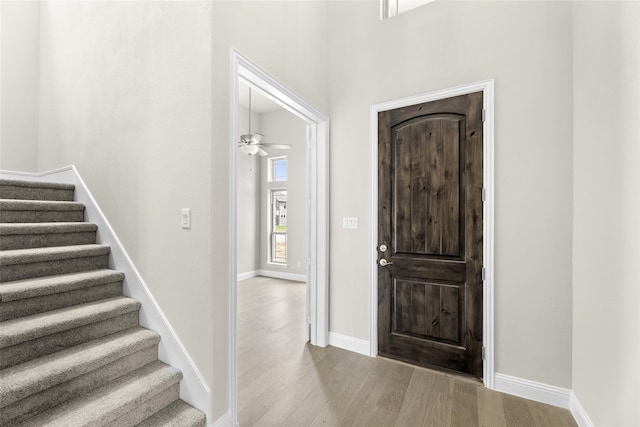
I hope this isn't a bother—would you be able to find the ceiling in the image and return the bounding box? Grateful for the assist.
[239,83,283,115]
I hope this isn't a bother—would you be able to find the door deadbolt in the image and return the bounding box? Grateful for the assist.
[379,244,388,253]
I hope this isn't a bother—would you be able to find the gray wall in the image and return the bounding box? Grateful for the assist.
[327,0,574,388]
[2,1,638,423]
[0,1,40,172]
[259,109,307,278]
[236,105,308,279]
[236,105,261,276]
[35,0,216,397]
[572,2,640,424]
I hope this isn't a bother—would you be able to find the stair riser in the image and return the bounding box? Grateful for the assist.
[0,231,96,251]
[1,312,139,369]
[0,210,84,223]
[0,186,74,202]
[0,345,158,425]
[111,383,180,427]
[0,282,122,321]
[136,401,206,427]
[0,255,109,282]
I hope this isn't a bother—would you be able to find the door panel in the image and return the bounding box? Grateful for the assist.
[378,92,483,378]
[394,115,464,257]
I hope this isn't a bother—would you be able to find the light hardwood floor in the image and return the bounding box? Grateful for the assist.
[238,277,577,426]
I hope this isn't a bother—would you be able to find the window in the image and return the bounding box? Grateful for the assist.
[270,190,287,264]
[269,156,288,182]
[381,0,435,19]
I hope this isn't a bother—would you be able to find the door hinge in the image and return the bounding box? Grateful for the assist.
[306,315,311,324]
[482,267,486,281]
[482,187,487,202]
[482,347,486,360]
[307,257,312,266]
[482,108,486,123]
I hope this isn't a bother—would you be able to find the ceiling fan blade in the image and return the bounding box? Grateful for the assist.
[260,143,291,149]
[250,133,264,144]
[257,149,268,156]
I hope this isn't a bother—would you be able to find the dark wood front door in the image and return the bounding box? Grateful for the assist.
[377,91,484,378]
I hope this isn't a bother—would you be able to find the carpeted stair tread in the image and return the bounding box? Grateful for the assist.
[0,327,160,408]
[0,222,99,250]
[17,360,182,427]
[0,244,109,266]
[0,222,98,236]
[136,399,206,427]
[0,179,75,191]
[0,269,124,302]
[0,199,84,212]
[0,180,75,202]
[0,296,141,349]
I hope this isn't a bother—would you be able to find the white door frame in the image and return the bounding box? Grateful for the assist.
[369,80,495,388]
[229,49,330,424]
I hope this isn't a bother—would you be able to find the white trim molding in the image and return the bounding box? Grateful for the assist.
[570,392,594,427]
[369,80,495,388]
[494,373,593,426]
[0,166,212,424]
[210,410,233,427]
[257,269,306,283]
[237,270,258,282]
[494,373,572,409]
[329,332,371,356]
[229,49,330,427]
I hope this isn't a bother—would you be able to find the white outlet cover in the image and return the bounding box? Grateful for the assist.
[343,217,358,230]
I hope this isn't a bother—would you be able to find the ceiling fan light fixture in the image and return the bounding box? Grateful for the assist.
[240,144,260,156]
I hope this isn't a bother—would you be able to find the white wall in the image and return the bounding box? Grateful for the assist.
[572,2,640,425]
[0,1,40,172]
[237,105,261,277]
[259,109,307,278]
[327,1,574,388]
[211,1,329,418]
[36,0,215,412]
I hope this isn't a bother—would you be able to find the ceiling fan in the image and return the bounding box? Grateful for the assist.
[238,87,291,156]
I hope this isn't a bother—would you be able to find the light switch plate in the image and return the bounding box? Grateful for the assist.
[181,208,191,229]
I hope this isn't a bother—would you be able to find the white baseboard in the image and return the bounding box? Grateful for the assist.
[210,410,233,427]
[569,391,594,427]
[494,373,571,409]
[328,332,371,356]
[237,270,258,281]
[257,269,306,282]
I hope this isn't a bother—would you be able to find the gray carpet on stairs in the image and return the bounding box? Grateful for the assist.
[0,179,205,426]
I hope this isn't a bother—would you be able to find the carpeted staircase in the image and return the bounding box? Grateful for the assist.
[0,179,206,426]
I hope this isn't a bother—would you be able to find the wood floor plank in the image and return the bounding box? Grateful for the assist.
[449,378,479,427]
[237,277,577,427]
[477,387,506,427]
[502,393,537,427]
[376,361,413,413]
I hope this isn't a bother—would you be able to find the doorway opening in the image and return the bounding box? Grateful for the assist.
[229,50,330,425]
